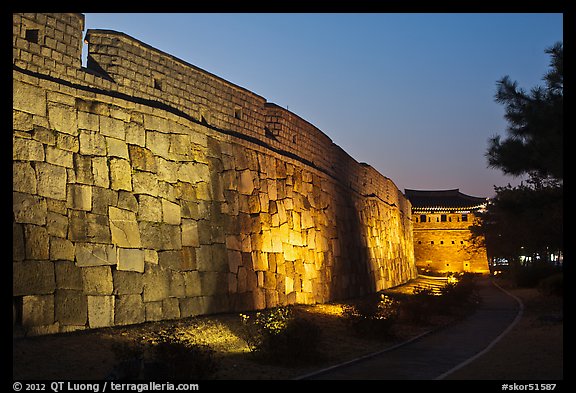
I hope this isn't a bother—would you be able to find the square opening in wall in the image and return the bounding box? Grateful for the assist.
[153,78,163,91]
[25,29,39,44]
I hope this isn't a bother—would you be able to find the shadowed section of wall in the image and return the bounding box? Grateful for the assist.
[12,13,417,336]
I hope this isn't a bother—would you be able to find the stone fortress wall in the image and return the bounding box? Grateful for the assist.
[13,13,417,335]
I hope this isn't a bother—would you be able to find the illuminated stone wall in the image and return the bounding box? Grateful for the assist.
[13,13,417,335]
[412,212,489,274]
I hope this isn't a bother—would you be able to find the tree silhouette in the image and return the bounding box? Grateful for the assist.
[486,42,563,184]
[475,43,563,274]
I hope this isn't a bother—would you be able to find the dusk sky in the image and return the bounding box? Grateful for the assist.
[82,13,563,198]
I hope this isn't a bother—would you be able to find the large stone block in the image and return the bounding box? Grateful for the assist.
[45,211,67,238]
[158,250,182,271]
[117,248,145,273]
[199,271,228,296]
[176,161,210,184]
[106,137,129,159]
[79,130,107,156]
[169,271,186,298]
[87,295,115,328]
[146,130,170,158]
[13,223,25,262]
[202,295,230,314]
[24,224,49,260]
[129,145,157,173]
[36,162,67,201]
[178,297,202,318]
[55,261,83,290]
[100,116,125,140]
[75,243,116,267]
[162,199,181,225]
[82,266,113,295]
[180,247,197,271]
[45,145,73,168]
[169,133,193,159]
[137,195,161,222]
[67,210,88,242]
[162,298,181,320]
[13,161,37,194]
[156,157,178,183]
[48,103,77,136]
[227,250,242,274]
[50,237,75,261]
[22,295,54,327]
[91,187,118,215]
[55,289,87,326]
[117,190,138,212]
[181,219,199,247]
[109,206,141,248]
[77,110,99,131]
[145,301,163,322]
[13,81,46,116]
[125,121,146,147]
[142,267,170,302]
[13,137,45,161]
[92,156,110,188]
[67,184,92,211]
[132,171,159,196]
[13,192,47,225]
[115,294,145,326]
[237,170,255,195]
[73,154,94,185]
[13,110,33,132]
[251,251,269,271]
[113,270,144,295]
[109,158,132,191]
[139,222,181,250]
[182,271,202,297]
[56,132,80,153]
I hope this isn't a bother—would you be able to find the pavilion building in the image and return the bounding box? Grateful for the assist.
[404,189,490,274]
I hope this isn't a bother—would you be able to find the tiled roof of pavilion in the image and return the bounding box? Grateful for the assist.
[404,189,487,212]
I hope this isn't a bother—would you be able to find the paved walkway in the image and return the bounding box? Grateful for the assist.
[298,277,522,380]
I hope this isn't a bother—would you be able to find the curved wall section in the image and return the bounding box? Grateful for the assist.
[13,13,416,335]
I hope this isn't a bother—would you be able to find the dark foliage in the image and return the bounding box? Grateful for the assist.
[342,293,399,339]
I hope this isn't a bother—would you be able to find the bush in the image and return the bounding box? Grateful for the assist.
[538,272,563,296]
[143,341,218,380]
[399,286,438,324]
[513,264,561,288]
[342,293,399,339]
[437,274,479,314]
[108,327,218,380]
[239,306,323,365]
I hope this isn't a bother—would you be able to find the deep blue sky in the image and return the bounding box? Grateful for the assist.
[82,13,563,198]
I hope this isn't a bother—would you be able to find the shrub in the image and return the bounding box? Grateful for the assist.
[513,264,561,288]
[239,307,292,353]
[399,286,438,324]
[142,341,218,380]
[239,306,323,365]
[437,275,479,314]
[538,272,563,296]
[342,293,399,339]
[108,327,218,380]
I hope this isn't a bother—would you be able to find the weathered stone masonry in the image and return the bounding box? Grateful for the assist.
[13,13,417,335]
